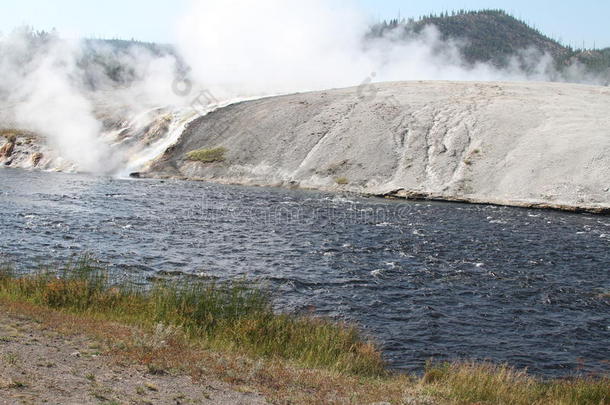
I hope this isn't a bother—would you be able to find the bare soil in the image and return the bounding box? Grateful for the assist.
[0,312,267,405]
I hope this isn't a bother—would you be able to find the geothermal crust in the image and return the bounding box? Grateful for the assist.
[145,81,610,213]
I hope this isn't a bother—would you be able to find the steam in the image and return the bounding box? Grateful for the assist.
[10,37,111,172]
[175,0,604,100]
[0,29,185,173]
[83,40,187,110]
[177,0,373,98]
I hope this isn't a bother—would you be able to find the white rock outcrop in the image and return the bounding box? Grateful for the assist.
[147,81,610,213]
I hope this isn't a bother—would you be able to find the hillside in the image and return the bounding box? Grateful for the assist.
[144,81,610,213]
[569,47,610,75]
[371,10,610,78]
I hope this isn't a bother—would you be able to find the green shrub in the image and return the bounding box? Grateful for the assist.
[185,147,227,163]
[335,177,349,185]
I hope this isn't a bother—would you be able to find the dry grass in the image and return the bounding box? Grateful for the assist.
[421,362,609,405]
[0,260,608,405]
[185,147,227,163]
[0,299,411,405]
[0,128,36,141]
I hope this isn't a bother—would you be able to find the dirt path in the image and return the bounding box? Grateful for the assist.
[0,312,267,405]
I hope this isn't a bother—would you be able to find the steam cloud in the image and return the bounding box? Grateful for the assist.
[176,0,602,99]
[0,31,103,172]
[0,1,605,173]
[0,29,185,173]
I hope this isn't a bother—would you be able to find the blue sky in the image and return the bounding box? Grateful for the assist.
[0,0,608,48]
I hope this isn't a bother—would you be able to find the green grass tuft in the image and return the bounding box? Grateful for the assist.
[185,147,227,163]
[0,259,385,376]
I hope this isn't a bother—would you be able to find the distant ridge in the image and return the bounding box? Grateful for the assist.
[371,9,610,77]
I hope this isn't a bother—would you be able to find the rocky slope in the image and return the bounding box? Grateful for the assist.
[145,81,610,213]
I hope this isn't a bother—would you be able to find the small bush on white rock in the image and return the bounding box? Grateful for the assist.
[185,147,227,163]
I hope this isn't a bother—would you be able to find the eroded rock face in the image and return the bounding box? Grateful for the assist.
[0,141,14,158]
[31,152,43,167]
[146,81,610,213]
[0,134,57,171]
[0,105,195,174]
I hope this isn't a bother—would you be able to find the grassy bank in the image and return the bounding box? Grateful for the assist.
[0,259,383,376]
[0,259,608,404]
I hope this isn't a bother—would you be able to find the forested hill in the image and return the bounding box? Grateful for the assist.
[371,9,610,75]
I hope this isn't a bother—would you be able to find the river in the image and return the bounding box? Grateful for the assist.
[1,169,608,377]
